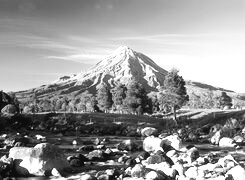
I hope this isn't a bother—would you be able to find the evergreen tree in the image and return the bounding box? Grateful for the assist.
[50,98,57,112]
[111,83,127,113]
[41,97,51,112]
[76,101,86,112]
[158,90,172,114]
[160,69,189,120]
[124,79,148,115]
[55,98,63,111]
[219,92,232,109]
[96,83,113,112]
[79,90,94,112]
[87,96,97,112]
[31,92,39,113]
[147,92,159,113]
[60,96,69,112]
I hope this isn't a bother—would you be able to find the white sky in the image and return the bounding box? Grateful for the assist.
[0,0,245,92]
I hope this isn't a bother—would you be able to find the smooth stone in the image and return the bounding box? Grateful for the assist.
[143,136,162,152]
[226,165,245,180]
[9,143,69,176]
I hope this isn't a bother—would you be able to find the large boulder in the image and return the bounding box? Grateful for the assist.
[161,134,183,151]
[143,136,162,152]
[219,137,237,148]
[9,143,69,176]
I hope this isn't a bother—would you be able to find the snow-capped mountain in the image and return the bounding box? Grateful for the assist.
[72,45,168,90]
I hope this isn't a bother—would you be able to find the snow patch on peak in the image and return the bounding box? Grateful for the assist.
[114,45,133,52]
[111,45,135,57]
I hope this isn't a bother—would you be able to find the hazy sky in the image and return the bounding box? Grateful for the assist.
[0,0,245,92]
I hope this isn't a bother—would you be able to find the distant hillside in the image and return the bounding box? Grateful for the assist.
[186,81,234,93]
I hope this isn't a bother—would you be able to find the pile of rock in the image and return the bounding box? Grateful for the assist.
[115,134,245,180]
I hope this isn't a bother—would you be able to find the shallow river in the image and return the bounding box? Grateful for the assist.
[7,135,245,180]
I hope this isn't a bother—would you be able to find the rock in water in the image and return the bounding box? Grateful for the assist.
[9,143,69,176]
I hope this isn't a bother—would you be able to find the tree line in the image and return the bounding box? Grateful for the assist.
[19,69,234,118]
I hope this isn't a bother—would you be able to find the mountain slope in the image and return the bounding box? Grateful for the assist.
[16,46,241,105]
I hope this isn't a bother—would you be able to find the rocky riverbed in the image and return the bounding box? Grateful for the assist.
[1,114,245,180]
